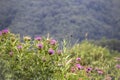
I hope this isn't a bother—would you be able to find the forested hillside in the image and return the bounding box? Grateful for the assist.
[0,0,120,40]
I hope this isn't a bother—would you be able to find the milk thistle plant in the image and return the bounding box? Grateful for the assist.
[0,29,120,80]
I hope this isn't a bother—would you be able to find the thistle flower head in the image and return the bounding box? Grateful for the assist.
[37,43,43,49]
[97,70,104,74]
[116,64,120,69]
[76,64,83,70]
[50,39,57,45]
[86,67,92,73]
[76,57,81,61]
[57,50,62,55]
[35,36,42,41]
[0,31,2,36]
[71,67,76,73]
[48,48,54,55]
[2,29,9,34]
[9,51,13,57]
[17,45,22,49]
[24,36,31,41]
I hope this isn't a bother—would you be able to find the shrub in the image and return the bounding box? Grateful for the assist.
[0,29,120,80]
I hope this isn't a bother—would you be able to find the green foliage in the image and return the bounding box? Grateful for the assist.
[0,30,120,80]
[70,41,111,65]
[0,30,64,80]
[66,41,120,79]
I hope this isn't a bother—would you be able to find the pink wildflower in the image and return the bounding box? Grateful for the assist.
[76,64,83,70]
[76,57,81,61]
[48,48,54,55]
[37,44,43,49]
[50,39,57,45]
[97,70,104,74]
[35,36,42,41]
[2,29,9,34]
[116,64,120,69]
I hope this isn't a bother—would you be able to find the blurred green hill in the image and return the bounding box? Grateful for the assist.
[0,0,120,40]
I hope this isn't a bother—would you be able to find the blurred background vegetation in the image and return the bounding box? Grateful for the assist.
[0,0,120,51]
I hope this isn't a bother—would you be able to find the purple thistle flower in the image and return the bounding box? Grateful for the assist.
[50,39,57,45]
[48,48,54,55]
[86,67,92,73]
[35,36,42,41]
[76,64,83,70]
[87,67,92,71]
[71,67,76,73]
[37,44,43,49]
[97,70,104,74]
[76,57,81,61]
[0,31,2,36]
[17,45,22,49]
[2,29,9,34]
[57,50,62,55]
[9,51,13,57]
[116,64,120,69]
